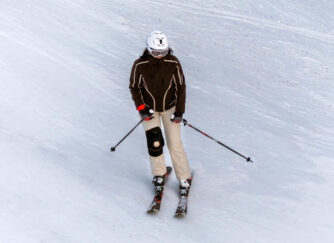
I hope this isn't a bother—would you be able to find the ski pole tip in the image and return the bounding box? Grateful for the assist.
[247,157,253,163]
[111,147,116,152]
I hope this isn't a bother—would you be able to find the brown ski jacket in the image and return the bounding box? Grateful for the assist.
[129,53,186,114]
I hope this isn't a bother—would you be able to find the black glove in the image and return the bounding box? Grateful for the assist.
[137,104,154,121]
[170,112,183,123]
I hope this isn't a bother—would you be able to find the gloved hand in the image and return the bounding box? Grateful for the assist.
[137,104,154,121]
[170,112,183,123]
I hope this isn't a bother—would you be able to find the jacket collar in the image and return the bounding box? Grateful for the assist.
[147,55,167,64]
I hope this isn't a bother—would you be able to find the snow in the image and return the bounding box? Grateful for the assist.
[1,0,334,242]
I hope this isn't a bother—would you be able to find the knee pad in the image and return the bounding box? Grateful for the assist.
[146,127,165,157]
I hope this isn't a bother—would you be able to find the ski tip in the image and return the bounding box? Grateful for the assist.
[174,212,186,218]
[174,206,187,218]
[147,208,159,214]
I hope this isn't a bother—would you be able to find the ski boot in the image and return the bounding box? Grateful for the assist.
[179,178,192,197]
[152,175,165,194]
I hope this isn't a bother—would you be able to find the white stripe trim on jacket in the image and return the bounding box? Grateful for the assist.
[142,77,156,111]
[172,75,178,106]
[131,61,149,88]
[163,75,174,111]
[138,74,144,103]
[164,59,183,85]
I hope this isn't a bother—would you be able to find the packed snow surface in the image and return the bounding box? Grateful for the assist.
[1,0,334,242]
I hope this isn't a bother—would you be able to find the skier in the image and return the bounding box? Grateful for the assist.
[129,30,192,204]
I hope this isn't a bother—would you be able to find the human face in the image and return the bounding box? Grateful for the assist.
[150,48,169,58]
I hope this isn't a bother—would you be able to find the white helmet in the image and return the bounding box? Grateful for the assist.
[146,30,169,57]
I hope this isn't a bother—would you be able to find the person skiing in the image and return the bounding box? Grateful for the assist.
[129,30,192,201]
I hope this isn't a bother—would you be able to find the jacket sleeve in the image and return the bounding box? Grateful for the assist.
[173,58,186,114]
[129,61,144,109]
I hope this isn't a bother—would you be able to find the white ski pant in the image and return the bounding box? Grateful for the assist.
[142,106,191,181]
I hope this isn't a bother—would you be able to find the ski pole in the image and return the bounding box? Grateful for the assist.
[110,117,146,152]
[182,119,253,163]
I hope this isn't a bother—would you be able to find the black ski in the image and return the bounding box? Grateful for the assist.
[174,175,193,217]
[147,166,172,213]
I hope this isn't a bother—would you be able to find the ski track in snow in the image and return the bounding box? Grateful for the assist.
[148,0,334,44]
[1,0,334,242]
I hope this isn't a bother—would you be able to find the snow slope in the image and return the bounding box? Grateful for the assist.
[1,0,334,242]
